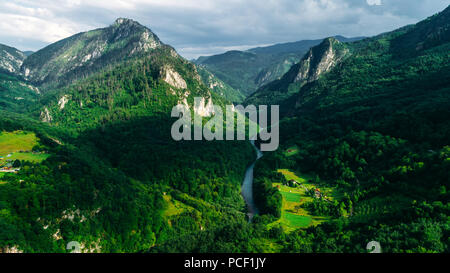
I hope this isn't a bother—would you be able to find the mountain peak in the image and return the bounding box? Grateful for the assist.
[291,36,347,84]
[114,17,132,24]
[113,18,141,28]
[321,37,340,46]
[21,18,163,87]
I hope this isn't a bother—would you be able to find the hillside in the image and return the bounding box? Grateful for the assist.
[0,18,256,253]
[196,65,245,103]
[244,5,450,253]
[0,5,449,254]
[38,46,220,132]
[0,71,40,115]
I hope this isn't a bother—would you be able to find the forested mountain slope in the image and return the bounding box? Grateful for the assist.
[0,18,256,253]
[0,71,41,115]
[0,4,449,253]
[242,5,450,253]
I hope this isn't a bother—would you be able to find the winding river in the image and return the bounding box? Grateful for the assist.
[241,140,263,221]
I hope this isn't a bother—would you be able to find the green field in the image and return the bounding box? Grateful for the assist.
[267,169,337,232]
[7,152,50,163]
[0,131,49,164]
[278,169,307,183]
[0,131,39,156]
[281,191,302,202]
[283,213,312,227]
[162,194,201,220]
[277,169,338,200]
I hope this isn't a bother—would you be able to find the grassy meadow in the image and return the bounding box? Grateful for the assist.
[0,131,49,165]
[267,169,337,232]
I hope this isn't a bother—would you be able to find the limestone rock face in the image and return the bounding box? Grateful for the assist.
[293,38,347,84]
[40,107,53,123]
[244,37,349,106]
[58,95,70,110]
[162,66,187,89]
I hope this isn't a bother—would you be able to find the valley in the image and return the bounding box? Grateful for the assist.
[0,4,449,254]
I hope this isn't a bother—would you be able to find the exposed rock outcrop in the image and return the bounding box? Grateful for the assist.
[0,246,23,253]
[58,95,69,110]
[245,37,349,106]
[40,107,53,123]
[293,37,347,84]
[162,66,187,89]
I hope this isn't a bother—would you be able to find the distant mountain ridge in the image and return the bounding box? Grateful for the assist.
[194,35,364,100]
[0,44,26,74]
[245,37,350,106]
[247,35,363,55]
[0,5,449,254]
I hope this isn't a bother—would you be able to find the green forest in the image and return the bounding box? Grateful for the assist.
[0,5,449,253]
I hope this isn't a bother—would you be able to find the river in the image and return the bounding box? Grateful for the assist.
[241,140,263,221]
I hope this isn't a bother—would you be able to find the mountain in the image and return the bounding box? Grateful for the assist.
[240,5,450,253]
[247,6,450,112]
[1,5,449,254]
[291,5,449,117]
[0,18,256,253]
[194,36,364,98]
[245,37,350,106]
[18,17,230,130]
[0,44,39,115]
[38,45,220,131]
[0,44,26,74]
[21,18,163,89]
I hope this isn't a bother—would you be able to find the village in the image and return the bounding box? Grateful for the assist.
[282,178,332,203]
[0,154,21,173]
[262,146,341,232]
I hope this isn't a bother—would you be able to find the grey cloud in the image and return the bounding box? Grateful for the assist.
[0,0,448,59]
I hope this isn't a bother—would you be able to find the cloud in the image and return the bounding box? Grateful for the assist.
[0,0,448,58]
[367,0,382,6]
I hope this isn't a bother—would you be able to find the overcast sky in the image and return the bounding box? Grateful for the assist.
[0,0,448,59]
